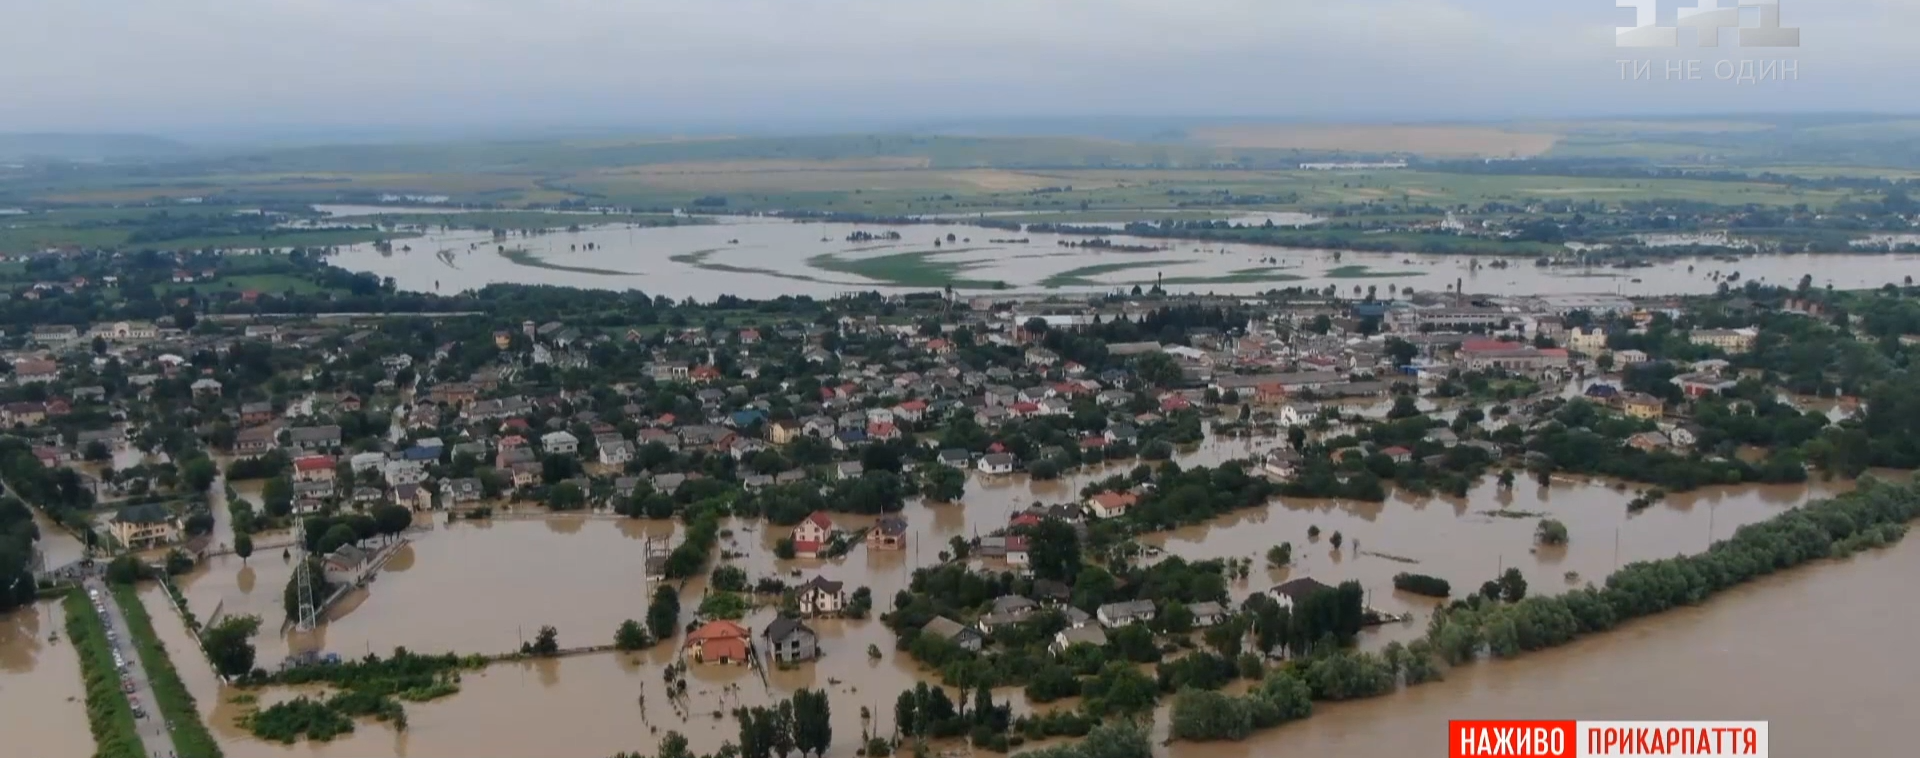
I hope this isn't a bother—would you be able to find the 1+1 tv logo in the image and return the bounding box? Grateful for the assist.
[1614,0,1800,84]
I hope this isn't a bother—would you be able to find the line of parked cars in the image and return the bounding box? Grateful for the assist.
[88,587,146,720]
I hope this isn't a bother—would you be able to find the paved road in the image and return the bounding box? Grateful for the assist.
[86,578,180,758]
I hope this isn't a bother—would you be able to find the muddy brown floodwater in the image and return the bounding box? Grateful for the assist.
[114,440,1915,757]
[0,598,93,758]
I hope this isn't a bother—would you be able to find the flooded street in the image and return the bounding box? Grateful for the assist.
[321,213,1920,299]
[115,430,1909,757]
[0,598,93,758]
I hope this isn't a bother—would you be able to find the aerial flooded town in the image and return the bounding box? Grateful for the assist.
[5,3,1920,758]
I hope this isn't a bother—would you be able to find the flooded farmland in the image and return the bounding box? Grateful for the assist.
[320,211,1920,300]
[85,430,1905,757]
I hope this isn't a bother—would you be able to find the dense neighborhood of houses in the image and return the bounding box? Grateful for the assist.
[4,277,1859,676]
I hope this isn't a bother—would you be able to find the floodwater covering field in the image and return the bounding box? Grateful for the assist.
[320,211,1920,300]
[76,430,1907,758]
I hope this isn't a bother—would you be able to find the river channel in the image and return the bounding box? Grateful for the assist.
[318,209,1920,300]
[49,430,1895,757]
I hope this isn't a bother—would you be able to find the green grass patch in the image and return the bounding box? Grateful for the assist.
[806,248,1010,289]
[498,248,637,276]
[63,592,145,758]
[1325,265,1418,279]
[111,585,223,758]
[1039,259,1186,288]
[1156,266,1308,286]
[669,248,826,281]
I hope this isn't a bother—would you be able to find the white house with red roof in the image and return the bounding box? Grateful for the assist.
[293,455,336,483]
[791,511,834,558]
[893,399,927,423]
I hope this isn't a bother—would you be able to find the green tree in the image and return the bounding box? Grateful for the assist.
[1135,353,1185,389]
[1535,519,1569,545]
[647,585,681,641]
[235,533,254,564]
[1265,542,1292,567]
[1025,518,1082,584]
[317,523,358,554]
[370,503,413,542]
[182,456,218,493]
[919,465,966,502]
[1499,567,1528,603]
[615,619,651,651]
[202,614,262,678]
[524,625,560,656]
[1169,688,1251,742]
[791,688,833,757]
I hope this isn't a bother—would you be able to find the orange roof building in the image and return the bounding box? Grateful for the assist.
[684,620,751,664]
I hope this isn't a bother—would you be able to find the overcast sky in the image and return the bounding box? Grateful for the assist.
[0,0,1906,139]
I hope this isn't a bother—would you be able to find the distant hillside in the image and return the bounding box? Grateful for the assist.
[0,133,194,162]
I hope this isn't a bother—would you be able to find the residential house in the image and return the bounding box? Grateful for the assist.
[1263,448,1303,480]
[797,576,847,617]
[599,440,634,466]
[1006,537,1036,568]
[792,511,833,558]
[511,462,540,489]
[323,545,369,585]
[190,378,223,398]
[937,449,971,468]
[293,455,336,483]
[384,459,428,486]
[1626,431,1672,452]
[685,621,753,665]
[770,420,802,445]
[1050,625,1109,655]
[240,402,275,425]
[234,426,278,457]
[293,479,336,502]
[1096,599,1158,628]
[920,616,984,652]
[542,430,579,455]
[866,516,907,550]
[2,402,45,427]
[1086,491,1138,520]
[13,360,58,384]
[393,483,433,511]
[349,451,386,474]
[977,453,1015,475]
[287,425,342,452]
[1690,328,1758,354]
[1186,601,1228,628]
[110,504,179,550]
[762,618,819,664]
[447,478,484,504]
[1621,392,1665,420]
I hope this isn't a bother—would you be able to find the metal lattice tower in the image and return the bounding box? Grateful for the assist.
[294,518,318,632]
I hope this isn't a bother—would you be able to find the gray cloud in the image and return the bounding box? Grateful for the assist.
[0,0,1902,137]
